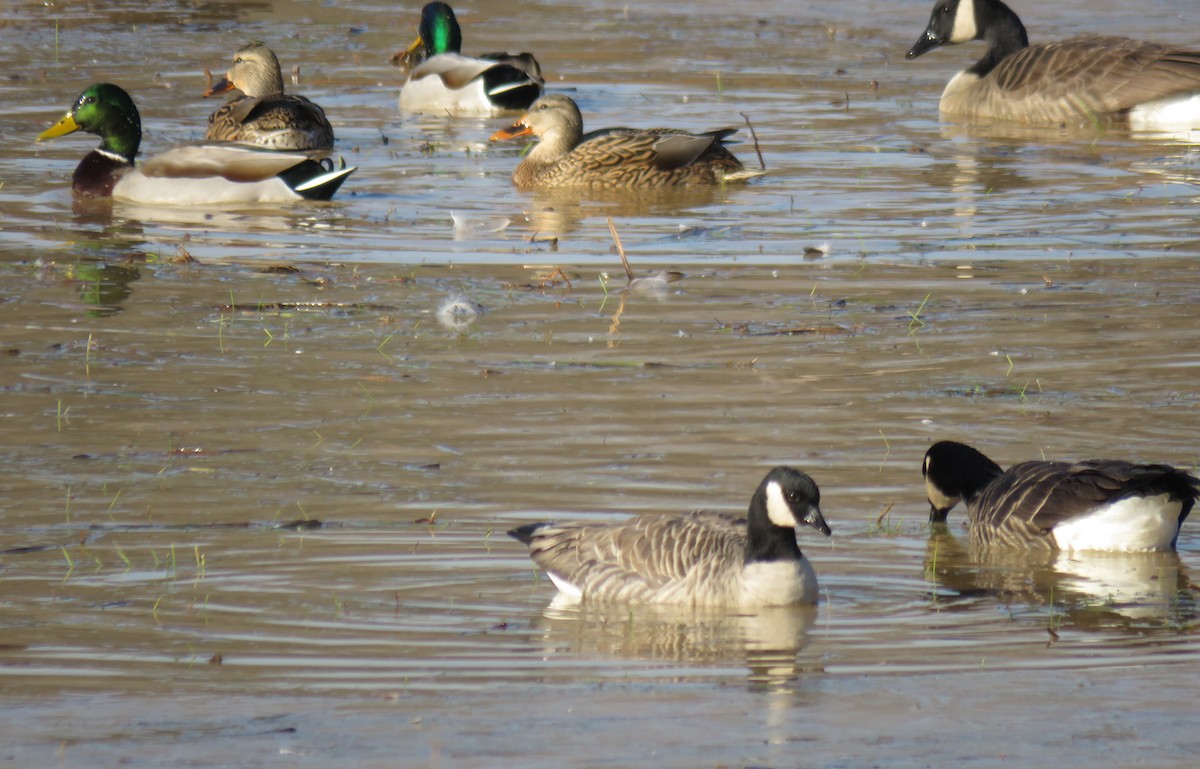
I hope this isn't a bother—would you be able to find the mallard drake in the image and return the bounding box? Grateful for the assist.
[395,1,543,117]
[907,0,1200,127]
[508,466,832,607]
[203,41,334,151]
[38,83,355,204]
[489,94,765,189]
[923,440,1200,551]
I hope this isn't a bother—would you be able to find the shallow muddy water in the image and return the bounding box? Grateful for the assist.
[2,0,1200,767]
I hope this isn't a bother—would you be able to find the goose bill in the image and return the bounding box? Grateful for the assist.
[38,113,80,141]
[804,505,833,537]
[907,28,943,59]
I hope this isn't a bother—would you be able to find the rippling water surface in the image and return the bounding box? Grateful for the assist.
[2,1,1200,767]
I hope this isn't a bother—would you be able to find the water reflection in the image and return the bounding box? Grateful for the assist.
[532,597,818,689]
[69,262,140,316]
[521,185,741,238]
[925,530,1197,631]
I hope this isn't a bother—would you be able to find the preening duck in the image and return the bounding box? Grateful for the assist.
[203,41,335,151]
[906,0,1200,128]
[489,94,765,190]
[508,466,832,607]
[396,2,543,117]
[39,83,355,205]
[922,440,1200,551]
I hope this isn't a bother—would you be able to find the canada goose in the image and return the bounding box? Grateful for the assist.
[906,0,1200,127]
[395,2,543,117]
[38,83,355,204]
[508,466,832,607]
[922,440,1200,551]
[203,41,335,151]
[489,94,765,190]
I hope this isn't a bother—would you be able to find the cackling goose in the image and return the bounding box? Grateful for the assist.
[923,440,1200,551]
[508,466,832,607]
[906,0,1200,128]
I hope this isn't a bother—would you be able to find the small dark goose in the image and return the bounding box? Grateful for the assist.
[906,0,1200,127]
[923,440,1200,551]
[508,466,832,607]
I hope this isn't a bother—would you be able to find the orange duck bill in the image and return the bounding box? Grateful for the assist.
[489,120,534,141]
[203,77,236,98]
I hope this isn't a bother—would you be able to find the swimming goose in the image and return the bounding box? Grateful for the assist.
[906,0,1200,128]
[203,41,335,151]
[922,440,1200,551]
[489,94,765,190]
[396,2,543,117]
[508,466,832,607]
[39,83,355,204]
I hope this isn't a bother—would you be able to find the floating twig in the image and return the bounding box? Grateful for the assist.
[606,216,634,283]
[738,112,766,171]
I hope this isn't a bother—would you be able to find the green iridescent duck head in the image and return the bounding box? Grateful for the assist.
[38,83,142,162]
[398,2,464,69]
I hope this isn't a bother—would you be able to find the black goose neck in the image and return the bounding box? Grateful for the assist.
[970,0,1029,77]
[744,489,802,564]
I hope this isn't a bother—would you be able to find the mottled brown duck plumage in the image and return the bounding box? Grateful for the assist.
[204,41,334,151]
[489,94,764,190]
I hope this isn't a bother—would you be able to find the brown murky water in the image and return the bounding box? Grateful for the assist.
[3,0,1200,767]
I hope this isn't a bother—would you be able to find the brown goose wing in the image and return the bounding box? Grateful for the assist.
[972,459,1199,541]
[518,512,745,601]
[986,35,1200,119]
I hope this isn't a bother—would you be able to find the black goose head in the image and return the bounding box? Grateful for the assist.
[907,0,1029,61]
[744,466,832,562]
[922,440,1004,522]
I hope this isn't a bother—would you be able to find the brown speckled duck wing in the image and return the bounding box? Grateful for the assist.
[206,94,334,151]
[520,512,745,603]
[969,459,1199,547]
[978,36,1200,122]
[551,130,742,187]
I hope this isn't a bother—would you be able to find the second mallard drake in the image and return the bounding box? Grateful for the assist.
[395,2,543,117]
[204,41,334,151]
[39,83,355,205]
[489,94,765,190]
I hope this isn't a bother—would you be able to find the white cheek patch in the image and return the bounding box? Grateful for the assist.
[765,481,799,527]
[950,0,978,44]
[925,477,959,513]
